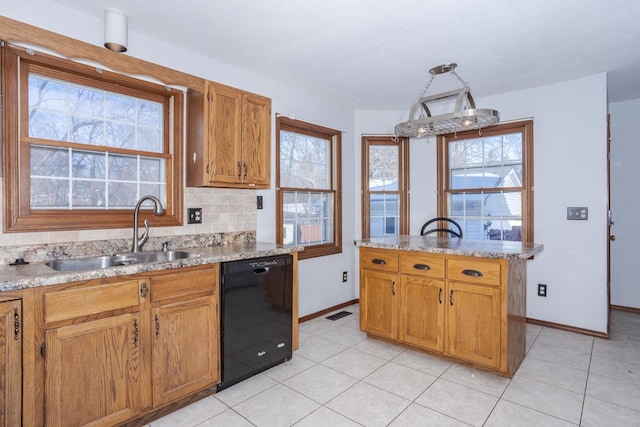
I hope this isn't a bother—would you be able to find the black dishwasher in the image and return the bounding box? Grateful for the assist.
[216,254,293,391]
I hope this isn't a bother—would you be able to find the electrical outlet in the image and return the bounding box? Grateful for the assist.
[187,208,202,224]
[342,271,348,282]
[538,283,547,297]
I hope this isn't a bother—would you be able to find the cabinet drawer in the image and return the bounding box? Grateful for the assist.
[447,258,502,287]
[399,252,445,278]
[151,266,217,302]
[360,249,399,272]
[45,280,142,324]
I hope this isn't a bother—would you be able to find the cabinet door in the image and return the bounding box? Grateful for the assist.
[241,93,271,187]
[208,82,243,185]
[45,313,143,427]
[398,275,445,352]
[360,270,397,339]
[152,296,218,406]
[0,300,21,427]
[446,281,501,368]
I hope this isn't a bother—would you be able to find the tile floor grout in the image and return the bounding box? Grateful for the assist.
[148,306,640,427]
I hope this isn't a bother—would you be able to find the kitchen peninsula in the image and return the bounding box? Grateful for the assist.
[355,235,543,377]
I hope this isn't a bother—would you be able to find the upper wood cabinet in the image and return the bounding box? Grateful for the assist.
[0,299,22,427]
[187,81,271,188]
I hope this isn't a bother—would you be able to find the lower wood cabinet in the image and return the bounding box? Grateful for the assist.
[360,248,525,376]
[0,299,22,427]
[41,265,219,427]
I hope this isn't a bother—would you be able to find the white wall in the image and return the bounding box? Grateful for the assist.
[0,1,358,317]
[355,74,610,333]
[609,98,640,309]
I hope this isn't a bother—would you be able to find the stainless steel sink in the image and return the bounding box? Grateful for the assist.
[45,250,200,272]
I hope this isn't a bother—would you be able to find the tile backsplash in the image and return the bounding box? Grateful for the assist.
[0,179,258,250]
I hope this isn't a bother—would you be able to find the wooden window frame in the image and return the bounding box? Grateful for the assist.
[276,117,342,260]
[437,120,534,242]
[361,136,410,238]
[1,43,184,232]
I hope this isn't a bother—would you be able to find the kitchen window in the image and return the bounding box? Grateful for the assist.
[437,120,533,242]
[361,136,410,237]
[276,117,342,259]
[1,44,183,232]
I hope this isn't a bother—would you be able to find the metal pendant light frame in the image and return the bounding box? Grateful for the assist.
[395,63,500,138]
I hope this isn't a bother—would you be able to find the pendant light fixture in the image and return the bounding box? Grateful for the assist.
[395,63,499,138]
[104,8,128,52]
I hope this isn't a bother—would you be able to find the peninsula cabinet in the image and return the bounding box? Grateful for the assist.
[40,265,219,427]
[359,247,526,377]
[0,299,21,427]
[187,80,271,189]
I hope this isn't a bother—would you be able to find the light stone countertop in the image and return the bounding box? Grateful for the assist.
[0,242,302,292]
[355,235,543,259]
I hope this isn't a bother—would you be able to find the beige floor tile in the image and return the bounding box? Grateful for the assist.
[581,396,640,427]
[502,376,583,424]
[363,361,437,400]
[515,356,588,393]
[263,353,316,382]
[441,363,511,397]
[214,373,277,407]
[293,406,362,427]
[150,396,228,427]
[233,384,320,427]
[484,400,577,427]
[317,324,367,347]
[195,409,255,427]
[536,327,594,354]
[391,348,453,376]
[326,382,410,427]
[321,347,387,379]
[295,336,347,362]
[589,354,640,386]
[284,364,358,404]
[527,340,591,371]
[586,372,640,412]
[592,336,640,366]
[389,403,469,426]
[352,337,405,360]
[298,317,341,337]
[414,379,498,426]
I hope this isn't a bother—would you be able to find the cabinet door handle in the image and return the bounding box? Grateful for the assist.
[14,307,20,340]
[237,161,242,179]
[133,319,139,347]
[155,315,160,338]
[462,269,483,277]
[438,288,442,304]
[413,263,431,270]
[243,162,248,179]
[371,258,386,265]
[391,281,396,296]
[449,290,454,306]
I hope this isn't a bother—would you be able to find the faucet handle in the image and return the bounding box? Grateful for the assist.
[137,219,150,249]
[162,241,169,251]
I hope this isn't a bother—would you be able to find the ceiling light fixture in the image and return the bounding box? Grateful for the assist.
[395,63,499,138]
[104,8,128,52]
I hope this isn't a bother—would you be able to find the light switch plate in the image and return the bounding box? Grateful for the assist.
[567,207,588,220]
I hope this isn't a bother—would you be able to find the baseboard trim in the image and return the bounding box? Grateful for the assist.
[526,317,608,339]
[611,304,640,314]
[299,299,359,323]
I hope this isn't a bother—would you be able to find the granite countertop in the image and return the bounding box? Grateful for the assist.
[355,235,543,260]
[0,242,302,293]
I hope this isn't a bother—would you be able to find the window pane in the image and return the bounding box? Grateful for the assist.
[279,130,330,189]
[31,178,69,208]
[369,145,398,190]
[449,191,522,241]
[282,190,334,246]
[31,146,69,177]
[108,182,138,207]
[369,194,399,237]
[72,180,105,207]
[140,157,165,182]
[109,154,138,181]
[72,150,105,179]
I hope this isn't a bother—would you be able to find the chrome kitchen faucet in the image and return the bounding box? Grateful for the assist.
[132,195,165,253]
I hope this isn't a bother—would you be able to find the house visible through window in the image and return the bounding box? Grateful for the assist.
[2,43,183,231]
[276,117,342,259]
[437,120,533,242]
[361,136,410,238]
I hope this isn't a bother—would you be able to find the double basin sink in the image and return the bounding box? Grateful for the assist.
[46,250,200,272]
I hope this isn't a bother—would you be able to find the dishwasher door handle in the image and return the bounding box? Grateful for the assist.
[253,267,270,274]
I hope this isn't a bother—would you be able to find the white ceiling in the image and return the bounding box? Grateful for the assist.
[51,0,640,109]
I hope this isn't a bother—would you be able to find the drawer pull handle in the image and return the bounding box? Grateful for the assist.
[133,319,139,347]
[372,258,387,265]
[450,290,454,306]
[438,288,442,304]
[391,281,396,296]
[413,263,431,270]
[462,269,483,277]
